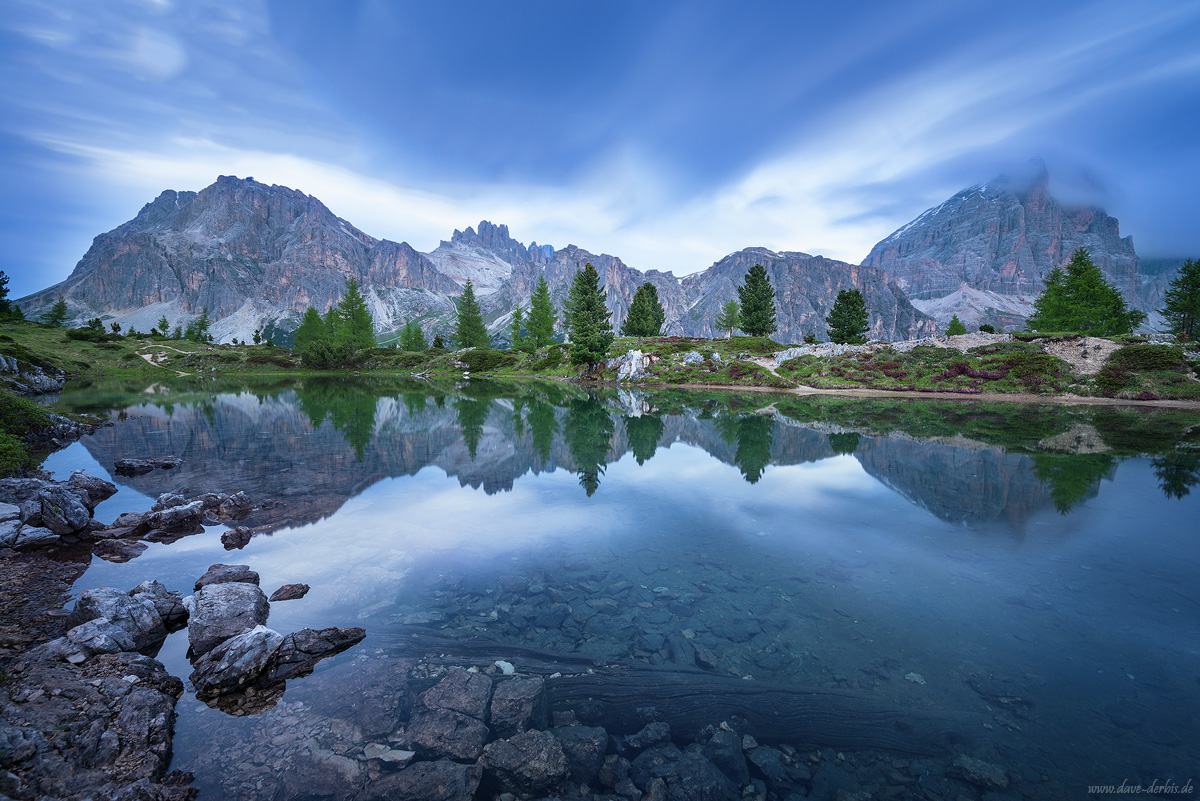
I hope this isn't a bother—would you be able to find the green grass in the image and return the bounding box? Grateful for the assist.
[0,388,56,475]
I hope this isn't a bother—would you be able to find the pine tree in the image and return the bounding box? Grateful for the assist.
[946,315,967,336]
[0,271,9,317]
[399,319,427,351]
[1026,248,1146,336]
[620,282,665,339]
[293,307,327,351]
[157,315,171,336]
[826,289,870,344]
[715,299,740,338]
[336,277,376,351]
[1161,257,1200,342]
[527,276,557,348]
[508,308,527,351]
[432,334,445,350]
[454,280,489,349]
[43,297,69,327]
[564,263,615,370]
[737,264,776,338]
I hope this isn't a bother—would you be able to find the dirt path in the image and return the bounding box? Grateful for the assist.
[137,347,191,377]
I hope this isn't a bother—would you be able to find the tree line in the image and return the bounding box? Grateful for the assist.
[5,246,1199,361]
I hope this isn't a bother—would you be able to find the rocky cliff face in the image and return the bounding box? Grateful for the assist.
[682,248,936,343]
[19,176,459,340]
[21,176,933,343]
[861,162,1155,329]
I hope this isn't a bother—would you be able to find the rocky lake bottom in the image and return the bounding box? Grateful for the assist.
[18,379,1200,800]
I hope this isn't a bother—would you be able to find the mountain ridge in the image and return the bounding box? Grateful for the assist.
[18,175,935,344]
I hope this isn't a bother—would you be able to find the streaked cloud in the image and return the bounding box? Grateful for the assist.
[1,0,1198,298]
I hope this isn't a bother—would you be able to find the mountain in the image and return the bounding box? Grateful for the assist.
[17,176,461,341]
[861,161,1165,329]
[19,176,934,344]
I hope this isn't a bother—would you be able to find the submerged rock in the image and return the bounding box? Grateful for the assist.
[480,730,571,796]
[550,725,610,785]
[949,754,1009,790]
[113,456,183,475]
[490,676,548,738]
[359,759,482,801]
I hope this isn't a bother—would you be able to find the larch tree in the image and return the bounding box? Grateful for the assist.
[1161,257,1200,342]
[715,299,740,338]
[1026,248,1145,336]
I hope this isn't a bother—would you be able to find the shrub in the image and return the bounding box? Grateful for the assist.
[1106,344,1187,372]
[530,346,566,371]
[459,348,518,372]
[978,324,997,334]
[299,339,355,369]
[65,327,117,343]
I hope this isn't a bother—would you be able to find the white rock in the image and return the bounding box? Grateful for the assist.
[494,660,515,675]
[905,672,927,685]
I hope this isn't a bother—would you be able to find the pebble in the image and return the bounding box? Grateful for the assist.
[904,672,926,685]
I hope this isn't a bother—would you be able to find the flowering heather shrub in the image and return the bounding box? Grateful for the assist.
[883,369,908,378]
[1136,390,1160,400]
[938,361,971,379]
[967,368,1007,380]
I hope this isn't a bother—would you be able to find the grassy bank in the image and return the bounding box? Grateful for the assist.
[1,321,1198,402]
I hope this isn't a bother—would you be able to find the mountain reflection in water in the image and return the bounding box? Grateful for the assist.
[46,377,1199,800]
[56,377,1200,533]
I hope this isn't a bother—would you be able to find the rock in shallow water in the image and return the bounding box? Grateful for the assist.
[264,626,365,682]
[187,581,269,656]
[194,563,260,591]
[481,730,571,796]
[190,625,284,698]
[490,676,547,738]
[269,582,310,602]
[359,759,482,801]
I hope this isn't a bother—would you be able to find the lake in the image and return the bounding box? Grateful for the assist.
[44,377,1200,800]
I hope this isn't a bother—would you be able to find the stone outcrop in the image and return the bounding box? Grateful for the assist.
[187,581,270,656]
[0,472,116,548]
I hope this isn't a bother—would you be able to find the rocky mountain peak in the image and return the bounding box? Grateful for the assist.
[861,162,1149,329]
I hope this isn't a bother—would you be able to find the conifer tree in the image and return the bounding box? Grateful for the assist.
[946,315,967,336]
[1026,248,1145,336]
[454,280,489,349]
[620,282,665,339]
[336,277,376,350]
[563,263,614,370]
[527,276,557,348]
[1161,257,1200,342]
[156,315,171,336]
[737,264,776,338]
[399,319,427,351]
[715,299,740,338]
[826,289,870,344]
[0,271,9,317]
[432,334,445,350]
[508,308,528,351]
[43,297,69,327]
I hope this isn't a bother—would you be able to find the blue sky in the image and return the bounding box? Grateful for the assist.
[3,0,1199,299]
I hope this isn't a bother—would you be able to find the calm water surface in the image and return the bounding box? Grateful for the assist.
[45,378,1200,800]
